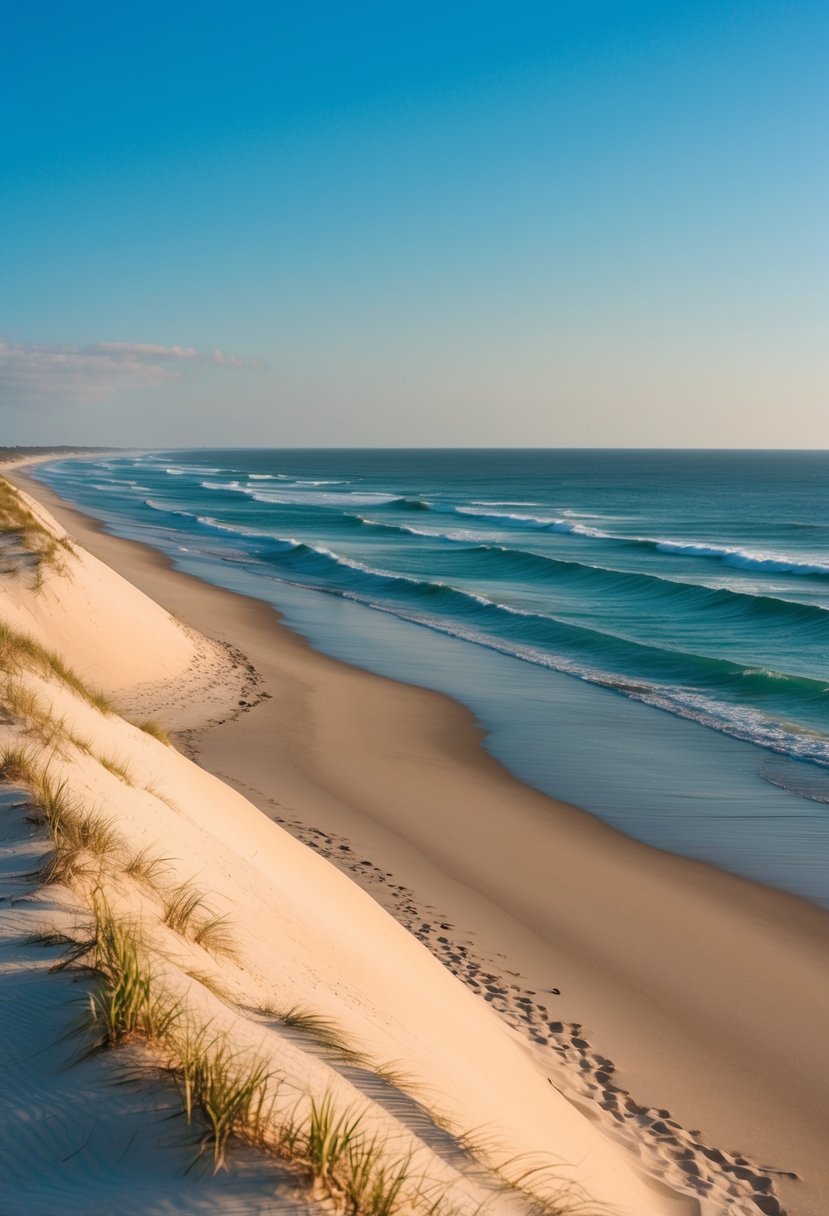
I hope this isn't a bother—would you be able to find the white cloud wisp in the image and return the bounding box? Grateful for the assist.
[0,339,247,405]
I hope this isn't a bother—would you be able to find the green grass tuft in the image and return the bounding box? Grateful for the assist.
[85,899,182,1048]
[172,1028,274,1170]
[162,880,240,961]
[289,1091,416,1216]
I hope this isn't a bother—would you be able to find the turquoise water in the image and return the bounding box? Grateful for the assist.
[33,449,829,907]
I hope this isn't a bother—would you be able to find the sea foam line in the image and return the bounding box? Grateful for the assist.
[450,506,829,575]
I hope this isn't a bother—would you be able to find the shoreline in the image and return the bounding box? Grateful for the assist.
[10,460,829,1214]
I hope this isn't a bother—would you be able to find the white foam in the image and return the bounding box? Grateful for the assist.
[454,506,611,538]
[250,490,401,507]
[468,500,542,507]
[360,517,503,544]
[653,539,829,575]
[201,480,249,492]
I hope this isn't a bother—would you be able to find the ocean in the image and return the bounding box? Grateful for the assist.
[32,449,829,908]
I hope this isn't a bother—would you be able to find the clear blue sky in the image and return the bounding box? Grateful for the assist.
[1,1,826,446]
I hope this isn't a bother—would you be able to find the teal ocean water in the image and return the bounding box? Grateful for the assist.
[34,450,829,907]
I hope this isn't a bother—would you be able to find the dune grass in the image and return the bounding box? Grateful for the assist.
[2,677,97,758]
[0,753,122,892]
[281,1090,423,1216]
[26,924,80,949]
[0,621,113,713]
[341,1139,413,1216]
[162,880,210,933]
[306,1091,365,1188]
[172,1026,275,1170]
[2,681,57,742]
[83,899,182,1049]
[278,1005,362,1060]
[134,719,172,746]
[191,912,238,961]
[162,879,240,962]
[47,897,464,1215]
[0,742,40,786]
[39,807,121,888]
[97,753,134,785]
[0,475,73,586]
[28,767,73,826]
[64,901,435,1212]
[142,780,179,811]
[184,967,235,1003]
[124,845,173,888]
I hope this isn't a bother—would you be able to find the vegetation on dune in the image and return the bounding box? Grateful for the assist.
[124,845,174,888]
[0,620,113,714]
[55,898,434,1208]
[277,1005,363,1062]
[162,878,240,963]
[0,475,73,587]
[2,679,95,754]
[0,752,456,1214]
[0,742,40,786]
[133,718,173,746]
[85,899,183,1049]
[38,807,121,889]
[173,1024,274,1169]
[0,446,112,462]
[97,753,135,785]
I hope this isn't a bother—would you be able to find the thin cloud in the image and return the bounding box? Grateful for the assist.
[0,339,247,403]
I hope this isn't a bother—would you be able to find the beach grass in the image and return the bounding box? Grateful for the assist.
[38,807,121,888]
[173,1027,274,1170]
[2,677,96,757]
[124,845,174,888]
[0,620,113,713]
[305,1091,365,1189]
[162,879,240,962]
[279,1005,361,1060]
[0,475,73,585]
[0,742,40,786]
[162,880,211,933]
[191,912,239,962]
[97,753,134,785]
[134,718,172,745]
[85,900,182,1048]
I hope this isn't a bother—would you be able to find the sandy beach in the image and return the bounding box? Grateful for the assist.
[4,461,829,1216]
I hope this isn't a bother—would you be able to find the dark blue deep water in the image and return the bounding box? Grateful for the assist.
[33,450,829,907]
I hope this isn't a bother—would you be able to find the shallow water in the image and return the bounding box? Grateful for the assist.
[33,449,829,908]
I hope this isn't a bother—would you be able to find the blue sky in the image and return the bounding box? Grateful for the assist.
[1,1,826,445]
